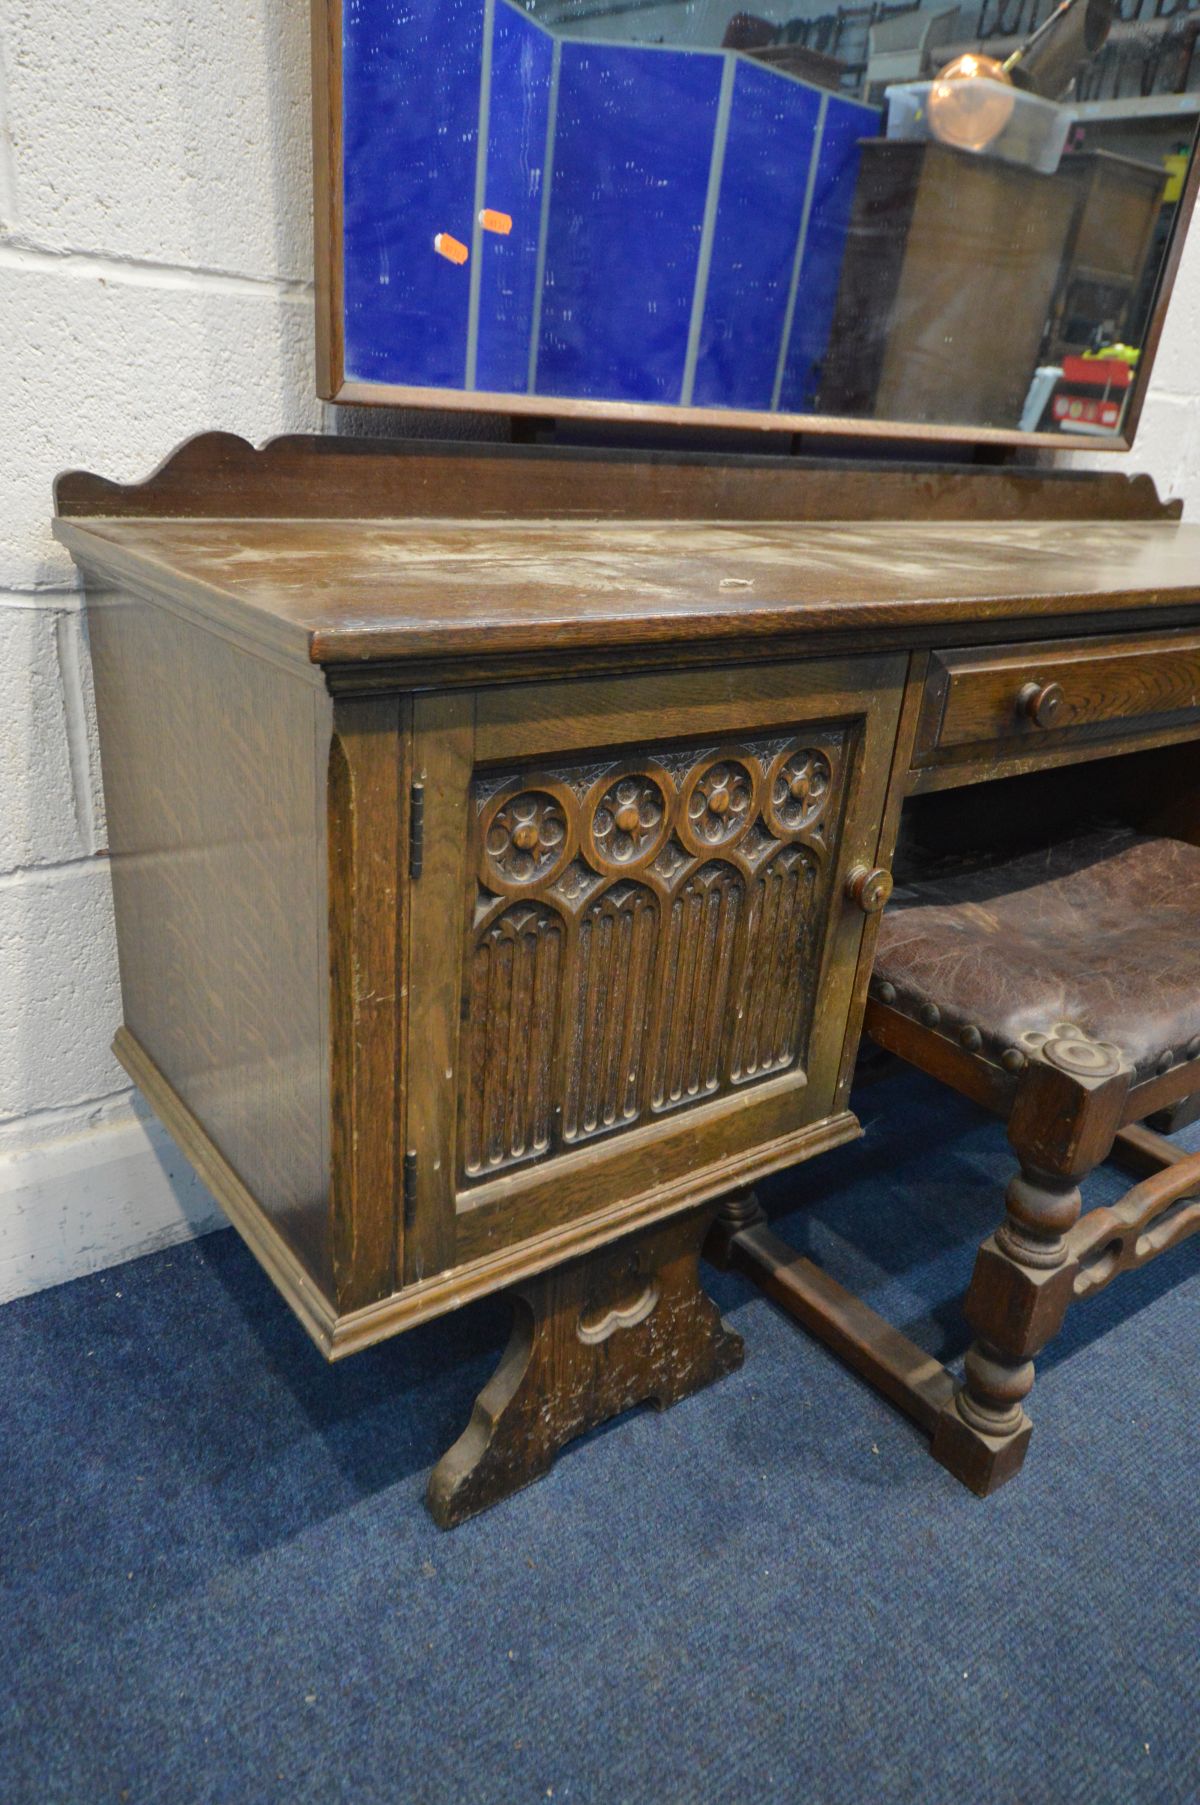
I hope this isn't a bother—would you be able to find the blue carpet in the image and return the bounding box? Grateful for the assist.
[2,1069,1198,1804]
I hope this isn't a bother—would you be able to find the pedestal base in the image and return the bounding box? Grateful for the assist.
[427,1206,743,1529]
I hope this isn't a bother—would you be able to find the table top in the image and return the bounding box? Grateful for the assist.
[55,512,1200,670]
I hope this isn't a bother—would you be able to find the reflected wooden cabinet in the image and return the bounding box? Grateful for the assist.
[1047,151,1165,360]
[820,141,1078,429]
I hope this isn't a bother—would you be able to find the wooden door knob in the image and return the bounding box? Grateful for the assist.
[1016,679,1065,728]
[845,866,893,914]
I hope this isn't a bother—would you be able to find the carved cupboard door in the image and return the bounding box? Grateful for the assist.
[403,655,906,1285]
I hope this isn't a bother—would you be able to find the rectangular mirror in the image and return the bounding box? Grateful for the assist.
[313,0,1200,449]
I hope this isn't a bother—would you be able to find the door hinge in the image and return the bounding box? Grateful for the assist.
[403,1150,418,1226]
[408,781,425,879]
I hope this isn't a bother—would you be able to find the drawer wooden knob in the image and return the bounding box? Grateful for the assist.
[846,866,893,914]
[1016,679,1065,729]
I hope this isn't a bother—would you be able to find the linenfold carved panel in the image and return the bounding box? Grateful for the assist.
[651,861,743,1111]
[566,880,658,1142]
[460,728,850,1187]
[465,903,564,1176]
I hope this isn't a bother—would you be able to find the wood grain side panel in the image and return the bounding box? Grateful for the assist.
[86,583,335,1290]
[405,690,477,1285]
[328,694,406,1310]
[114,1027,339,1355]
[1064,158,1162,289]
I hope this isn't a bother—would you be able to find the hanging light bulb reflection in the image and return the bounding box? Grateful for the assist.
[925,0,1113,154]
[927,53,1016,153]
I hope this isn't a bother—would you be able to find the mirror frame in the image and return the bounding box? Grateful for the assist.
[310,0,1200,453]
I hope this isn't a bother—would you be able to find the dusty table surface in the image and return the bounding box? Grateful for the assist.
[54,514,1200,666]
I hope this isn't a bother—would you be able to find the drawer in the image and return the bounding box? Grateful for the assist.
[915,629,1200,763]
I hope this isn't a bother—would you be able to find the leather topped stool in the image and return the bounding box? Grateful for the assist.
[709,827,1200,1495]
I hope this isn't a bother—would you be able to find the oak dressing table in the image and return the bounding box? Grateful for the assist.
[52,432,1200,1522]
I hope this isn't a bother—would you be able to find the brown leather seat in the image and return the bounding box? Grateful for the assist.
[873,828,1200,1082]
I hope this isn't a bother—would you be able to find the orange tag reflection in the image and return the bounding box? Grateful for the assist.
[479,208,513,236]
[433,232,469,265]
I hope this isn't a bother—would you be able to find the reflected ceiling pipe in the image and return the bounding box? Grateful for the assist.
[1005,0,1114,96]
[927,0,1113,153]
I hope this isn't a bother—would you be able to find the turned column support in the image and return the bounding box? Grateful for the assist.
[933,1025,1133,1494]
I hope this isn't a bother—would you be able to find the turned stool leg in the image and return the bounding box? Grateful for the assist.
[932,1161,1082,1493]
[932,1028,1132,1496]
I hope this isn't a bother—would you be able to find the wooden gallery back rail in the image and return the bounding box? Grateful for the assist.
[54,432,1200,1525]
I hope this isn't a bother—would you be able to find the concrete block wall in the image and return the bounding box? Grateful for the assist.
[0,0,1197,1300]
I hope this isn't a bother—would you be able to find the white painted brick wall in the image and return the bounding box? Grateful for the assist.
[3,0,312,279]
[0,3,1196,1298]
[0,0,321,1296]
[1061,222,1200,502]
[0,608,91,873]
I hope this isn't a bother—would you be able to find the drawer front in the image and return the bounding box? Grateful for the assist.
[404,655,906,1283]
[916,630,1200,763]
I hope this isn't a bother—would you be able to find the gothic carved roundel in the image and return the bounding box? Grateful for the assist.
[765,746,833,839]
[585,767,671,873]
[479,783,575,893]
[678,755,757,855]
